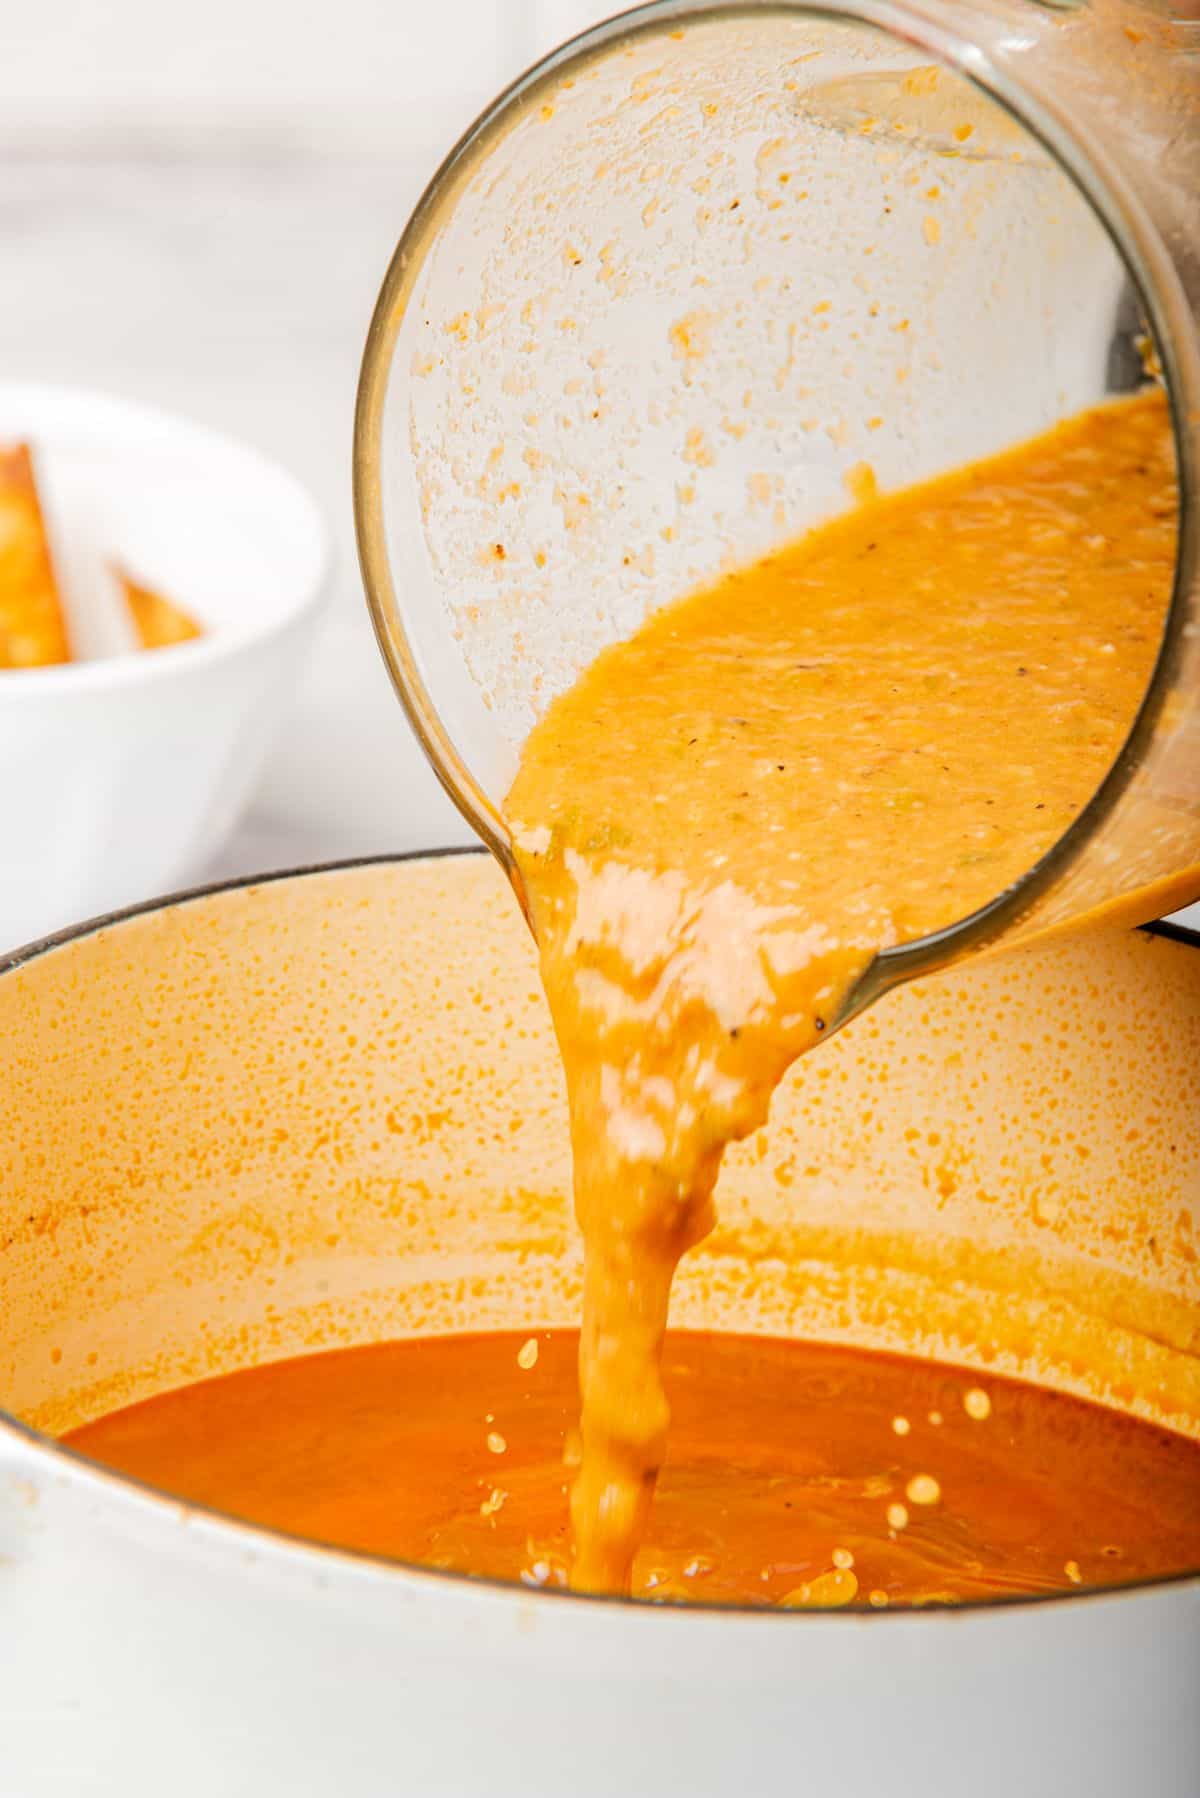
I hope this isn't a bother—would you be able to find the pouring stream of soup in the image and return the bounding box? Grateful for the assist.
[504,387,1178,1591]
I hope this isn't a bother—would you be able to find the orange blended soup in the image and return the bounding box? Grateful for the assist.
[504,388,1179,1592]
[67,1331,1200,1608]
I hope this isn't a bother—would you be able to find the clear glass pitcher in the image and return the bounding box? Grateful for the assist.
[354,0,1199,1026]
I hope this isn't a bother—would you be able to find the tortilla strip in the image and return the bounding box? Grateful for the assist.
[0,444,71,668]
[119,570,203,650]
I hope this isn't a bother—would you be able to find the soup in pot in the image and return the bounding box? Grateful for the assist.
[67,387,1198,1607]
[66,1330,1200,1607]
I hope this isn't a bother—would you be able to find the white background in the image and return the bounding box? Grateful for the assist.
[0,2,591,156]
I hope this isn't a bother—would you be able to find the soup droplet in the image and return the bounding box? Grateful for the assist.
[781,1567,859,1608]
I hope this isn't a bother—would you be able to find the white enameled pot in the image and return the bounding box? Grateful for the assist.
[0,852,1196,1798]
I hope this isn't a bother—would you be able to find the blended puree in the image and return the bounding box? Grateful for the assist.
[505,388,1177,1592]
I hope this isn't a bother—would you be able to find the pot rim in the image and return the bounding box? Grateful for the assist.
[1,847,1196,1620]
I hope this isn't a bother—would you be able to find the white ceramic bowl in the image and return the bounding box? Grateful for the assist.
[0,383,330,949]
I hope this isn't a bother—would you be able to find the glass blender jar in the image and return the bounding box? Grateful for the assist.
[355,0,1199,1027]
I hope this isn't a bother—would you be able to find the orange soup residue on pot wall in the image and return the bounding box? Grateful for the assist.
[66,1330,1200,1607]
[505,386,1186,1591]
